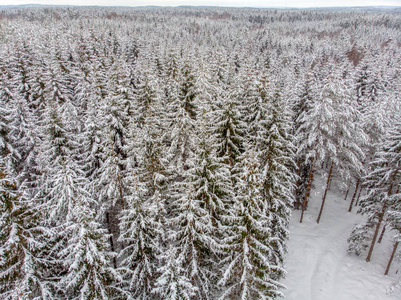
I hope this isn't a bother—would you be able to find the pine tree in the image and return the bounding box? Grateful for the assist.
[96,135,126,265]
[232,58,258,145]
[117,100,168,297]
[0,70,17,175]
[7,41,40,112]
[37,99,78,223]
[7,95,40,188]
[211,61,246,170]
[190,121,233,228]
[347,222,375,256]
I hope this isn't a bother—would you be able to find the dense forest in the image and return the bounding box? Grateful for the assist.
[0,5,400,299]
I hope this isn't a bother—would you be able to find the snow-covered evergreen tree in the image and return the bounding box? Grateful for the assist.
[292,72,315,209]
[59,197,122,300]
[219,147,285,299]
[118,176,164,299]
[297,59,365,179]
[256,83,296,269]
[190,120,233,228]
[37,100,78,224]
[166,61,198,172]
[132,63,161,128]
[0,169,52,299]
[296,59,365,222]
[94,58,133,260]
[214,91,246,169]
[347,222,375,256]
[152,246,197,300]
[168,182,216,299]
[349,117,401,260]
[166,118,231,299]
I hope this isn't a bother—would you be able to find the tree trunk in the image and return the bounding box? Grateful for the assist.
[348,178,360,212]
[384,241,399,275]
[366,184,396,262]
[106,212,118,269]
[366,203,387,262]
[355,184,363,207]
[117,171,126,210]
[378,225,386,244]
[300,157,315,223]
[317,161,334,224]
[294,159,303,210]
[344,186,350,201]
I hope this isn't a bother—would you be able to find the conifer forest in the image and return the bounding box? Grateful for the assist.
[0,5,401,299]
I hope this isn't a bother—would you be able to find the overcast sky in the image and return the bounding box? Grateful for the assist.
[2,0,401,7]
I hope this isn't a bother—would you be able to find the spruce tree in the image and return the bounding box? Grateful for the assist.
[0,170,51,299]
[152,246,197,300]
[219,147,285,299]
[94,58,132,260]
[255,81,296,271]
[292,73,315,210]
[168,182,216,299]
[166,119,231,299]
[166,61,198,172]
[117,175,164,299]
[213,90,246,169]
[59,197,122,300]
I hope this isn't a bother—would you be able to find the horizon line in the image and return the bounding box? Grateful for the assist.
[1,4,401,9]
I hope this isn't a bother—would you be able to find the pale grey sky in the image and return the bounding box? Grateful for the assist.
[1,0,401,7]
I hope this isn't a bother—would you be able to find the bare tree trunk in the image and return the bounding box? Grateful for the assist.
[366,203,387,262]
[355,184,363,207]
[385,241,399,275]
[117,172,125,209]
[300,157,315,223]
[378,225,386,244]
[366,184,396,262]
[317,161,334,224]
[106,212,118,269]
[348,178,360,212]
[344,186,350,201]
[294,160,303,210]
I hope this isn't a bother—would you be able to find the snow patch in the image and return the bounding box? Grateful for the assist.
[282,175,401,300]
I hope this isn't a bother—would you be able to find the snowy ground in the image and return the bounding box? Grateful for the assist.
[282,175,401,300]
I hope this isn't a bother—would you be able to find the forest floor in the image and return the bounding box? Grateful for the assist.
[282,175,401,300]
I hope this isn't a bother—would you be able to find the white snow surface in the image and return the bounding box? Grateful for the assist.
[282,175,401,300]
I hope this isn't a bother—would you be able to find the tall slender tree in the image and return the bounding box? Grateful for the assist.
[219,147,285,299]
[255,80,296,269]
[349,118,401,262]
